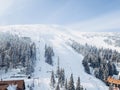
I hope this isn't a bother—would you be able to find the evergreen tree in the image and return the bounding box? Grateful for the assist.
[56,57,60,78]
[65,79,68,90]
[82,60,90,74]
[68,74,75,90]
[58,69,62,87]
[50,70,56,87]
[61,69,65,87]
[58,68,65,87]
[56,83,60,90]
[44,45,54,65]
[76,77,81,90]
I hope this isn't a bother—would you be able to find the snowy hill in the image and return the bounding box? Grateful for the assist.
[0,24,119,90]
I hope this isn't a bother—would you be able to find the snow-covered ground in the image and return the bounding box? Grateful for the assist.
[1,24,119,90]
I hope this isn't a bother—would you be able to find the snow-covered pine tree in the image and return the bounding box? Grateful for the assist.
[56,57,60,78]
[44,45,54,65]
[68,74,75,90]
[58,68,65,87]
[50,70,56,88]
[0,33,36,72]
[56,83,60,90]
[58,70,62,87]
[64,79,68,90]
[82,60,90,74]
[76,77,81,90]
[61,69,65,86]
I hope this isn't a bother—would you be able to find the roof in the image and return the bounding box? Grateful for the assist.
[107,76,120,85]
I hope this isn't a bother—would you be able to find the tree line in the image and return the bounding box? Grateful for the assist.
[0,33,36,75]
[67,39,119,82]
[44,44,54,65]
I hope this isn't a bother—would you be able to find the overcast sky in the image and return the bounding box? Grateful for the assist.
[0,0,120,31]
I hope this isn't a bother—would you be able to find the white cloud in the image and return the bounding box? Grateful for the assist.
[0,0,15,16]
[68,11,120,31]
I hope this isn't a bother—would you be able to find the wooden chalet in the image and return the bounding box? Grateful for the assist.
[107,76,120,90]
[107,76,120,85]
[0,80,25,90]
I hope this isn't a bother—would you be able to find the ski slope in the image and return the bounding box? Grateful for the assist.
[0,25,113,90]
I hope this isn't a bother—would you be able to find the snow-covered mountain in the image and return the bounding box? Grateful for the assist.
[0,24,119,90]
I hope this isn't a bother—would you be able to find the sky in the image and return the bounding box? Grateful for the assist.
[0,0,120,31]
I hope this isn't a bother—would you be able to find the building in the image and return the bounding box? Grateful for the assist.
[107,76,120,90]
[0,80,25,90]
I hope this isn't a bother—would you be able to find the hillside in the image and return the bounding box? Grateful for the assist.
[0,25,119,90]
